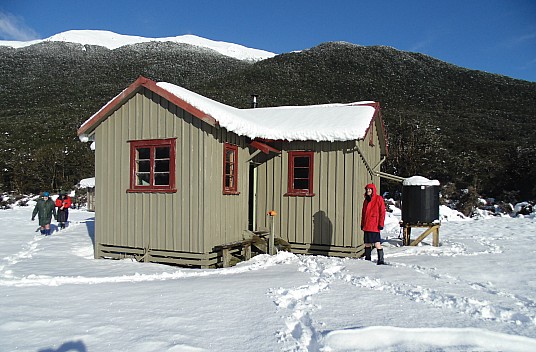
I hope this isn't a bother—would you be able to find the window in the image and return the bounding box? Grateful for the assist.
[286,151,314,196]
[128,138,176,193]
[223,143,239,194]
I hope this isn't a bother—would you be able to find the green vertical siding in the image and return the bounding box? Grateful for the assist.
[93,86,382,259]
[94,88,249,256]
[254,134,381,249]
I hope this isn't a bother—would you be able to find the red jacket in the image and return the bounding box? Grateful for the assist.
[55,196,72,210]
[361,183,386,232]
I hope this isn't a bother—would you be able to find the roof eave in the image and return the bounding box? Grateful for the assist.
[77,76,219,137]
[361,102,388,156]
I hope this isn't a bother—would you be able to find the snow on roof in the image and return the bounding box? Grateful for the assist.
[78,177,95,188]
[403,176,440,186]
[78,77,382,143]
[156,82,378,142]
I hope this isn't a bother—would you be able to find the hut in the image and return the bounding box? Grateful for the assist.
[77,76,388,267]
[78,177,96,211]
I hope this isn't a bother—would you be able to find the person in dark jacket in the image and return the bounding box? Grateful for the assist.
[32,192,57,236]
[55,191,72,229]
[361,183,386,264]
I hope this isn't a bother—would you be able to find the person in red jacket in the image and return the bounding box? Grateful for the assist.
[361,183,386,265]
[55,191,72,229]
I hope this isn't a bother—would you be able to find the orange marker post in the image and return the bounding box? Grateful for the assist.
[267,210,277,254]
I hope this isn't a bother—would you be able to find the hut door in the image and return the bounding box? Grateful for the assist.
[248,164,257,231]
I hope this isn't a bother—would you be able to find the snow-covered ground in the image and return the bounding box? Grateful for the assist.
[1,203,536,351]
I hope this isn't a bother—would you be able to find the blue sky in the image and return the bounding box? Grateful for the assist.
[1,0,535,82]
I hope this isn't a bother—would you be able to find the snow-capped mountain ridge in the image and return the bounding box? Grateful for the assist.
[0,29,276,61]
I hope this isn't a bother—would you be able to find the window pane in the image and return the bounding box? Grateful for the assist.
[154,173,170,185]
[137,148,150,160]
[138,160,150,173]
[295,167,309,179]
[137,172,150,185]
[225,175,234,188]
[226,149,235,163]
[294,178,309,190]
[294,156,309,167]
[155,160,169,172]
[155,147,170,159]
[225,163,234,176]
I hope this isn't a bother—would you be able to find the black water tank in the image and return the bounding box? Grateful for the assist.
[401,177,440,224]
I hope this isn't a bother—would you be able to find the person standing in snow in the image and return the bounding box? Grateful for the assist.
[55,191,72,229]
[32,192,57,236]
[361,183,386,265]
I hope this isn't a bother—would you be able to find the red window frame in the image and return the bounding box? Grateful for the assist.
[286,151,315,197]
[223,143,239,195]
[128,138,176,193]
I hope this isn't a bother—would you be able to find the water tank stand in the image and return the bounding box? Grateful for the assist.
[401,222,440,247]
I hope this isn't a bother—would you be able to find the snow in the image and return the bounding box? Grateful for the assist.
[81,81,378,143]
[403,175,441,186]
[78,177,95,188]
[1,203,536,351]
[157,82,377,142]
[80,81,377,143]
[0,29,276,61]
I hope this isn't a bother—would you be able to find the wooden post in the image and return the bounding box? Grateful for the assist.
[403,226,412,246]
[222,248,230,268]
[269,218,275,255]
[433,226,439,247]
[244,242,252,260]
[267,210,277,255]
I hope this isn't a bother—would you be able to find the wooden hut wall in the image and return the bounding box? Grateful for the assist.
[254,135,381,250]
[94,88,249,259]
[86,187,95,212]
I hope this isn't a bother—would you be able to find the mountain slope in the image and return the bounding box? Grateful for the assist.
[0,29,276,61]
[0,39,534,201]
[195,42,536,199]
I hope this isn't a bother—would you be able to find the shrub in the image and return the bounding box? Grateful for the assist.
[457,186,481,217]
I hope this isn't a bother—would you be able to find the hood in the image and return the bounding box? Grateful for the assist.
[364,183,377,197]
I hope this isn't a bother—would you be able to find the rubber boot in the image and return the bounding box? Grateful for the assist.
[377,248,385,265]
[364,247,372,261]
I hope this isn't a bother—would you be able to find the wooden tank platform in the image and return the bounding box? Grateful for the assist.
[400,222,440,247]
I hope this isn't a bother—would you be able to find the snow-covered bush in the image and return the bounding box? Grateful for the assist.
[0,193,34,209]
[514,202,534,216]
[0,195,11,210]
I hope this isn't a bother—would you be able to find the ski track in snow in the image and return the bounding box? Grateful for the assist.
[342,271,536,327]
[0,230,298,287]
[0,220,89,280]
[0,228,46,278]
[267,225,536,351]
[269,257,536,351]
[393,262,536,310]
[1,238,41,267]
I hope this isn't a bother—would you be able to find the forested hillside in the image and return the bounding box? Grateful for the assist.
[1,41,535,201]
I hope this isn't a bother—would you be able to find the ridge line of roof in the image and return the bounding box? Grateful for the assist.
[78,76,386,145]
[77,76,220,136]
